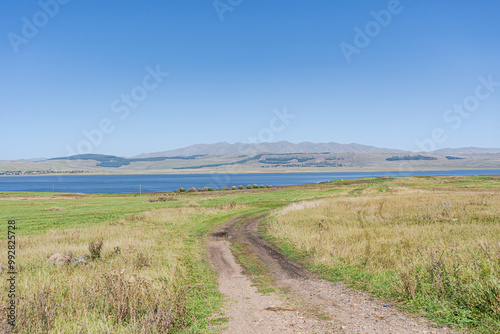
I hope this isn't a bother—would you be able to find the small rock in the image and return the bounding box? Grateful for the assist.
[71,254,90,264]
[47,253,72,265]
[0,263,6,272]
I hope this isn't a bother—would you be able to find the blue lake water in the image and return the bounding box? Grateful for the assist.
[0,170,499,194]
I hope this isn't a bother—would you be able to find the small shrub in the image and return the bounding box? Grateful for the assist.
[231,186,236,190]
[89,240,103,259]
[238,185,244,190]
[207,187,213,191]
[134,253,150,269]
[266,185,273,188]
[253,184,259,189]
[114,246,121,255]
[178,188,186,193]
[188,187,196,192]
[223,186,229,190]
[197,188,201,192]
[246,185,252,189]
[259,185,265,188]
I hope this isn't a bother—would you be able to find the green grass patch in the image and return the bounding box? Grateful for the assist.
[230,241,277,294]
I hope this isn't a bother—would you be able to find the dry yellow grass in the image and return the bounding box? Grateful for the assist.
[267,180,500,330]
[272,189,500,270]
[44,207,67,211]
[0,206,230,333]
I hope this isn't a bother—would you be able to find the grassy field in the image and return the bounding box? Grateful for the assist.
[0,187,327,333]
[0,175,499,332]
[265,175,500,332]
[0,202,239,332]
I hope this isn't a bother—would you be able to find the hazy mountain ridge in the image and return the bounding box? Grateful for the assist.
[3,148,500,174]
[133,141,408,158]
[433,147,500,154]
[5,143,500,162]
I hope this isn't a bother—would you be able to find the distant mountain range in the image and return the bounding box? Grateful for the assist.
[7,142,500,163]
[432,147,500,154]
[133,141,500,158]
[133,141,407,158]
[4,141,500,173]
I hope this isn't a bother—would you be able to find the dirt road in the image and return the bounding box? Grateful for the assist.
[207,215,453,334]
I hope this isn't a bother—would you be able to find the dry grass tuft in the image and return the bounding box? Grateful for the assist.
[217,201,239,210]
[45,207,66,211]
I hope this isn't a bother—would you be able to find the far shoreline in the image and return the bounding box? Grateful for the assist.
[1,166,500,177]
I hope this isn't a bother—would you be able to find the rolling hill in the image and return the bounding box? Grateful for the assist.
[133,141,407,158]
[2,142,500,175]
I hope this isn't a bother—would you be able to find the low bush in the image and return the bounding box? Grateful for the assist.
[89,240,103,259]
[134,253,150,269]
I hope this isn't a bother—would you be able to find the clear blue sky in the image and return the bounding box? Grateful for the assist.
[1,0,499,160]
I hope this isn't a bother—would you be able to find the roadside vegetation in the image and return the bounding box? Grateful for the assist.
[265,175,500,333]
[0,175,499,332]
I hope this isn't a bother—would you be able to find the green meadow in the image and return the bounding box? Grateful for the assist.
[1,175,499,332]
